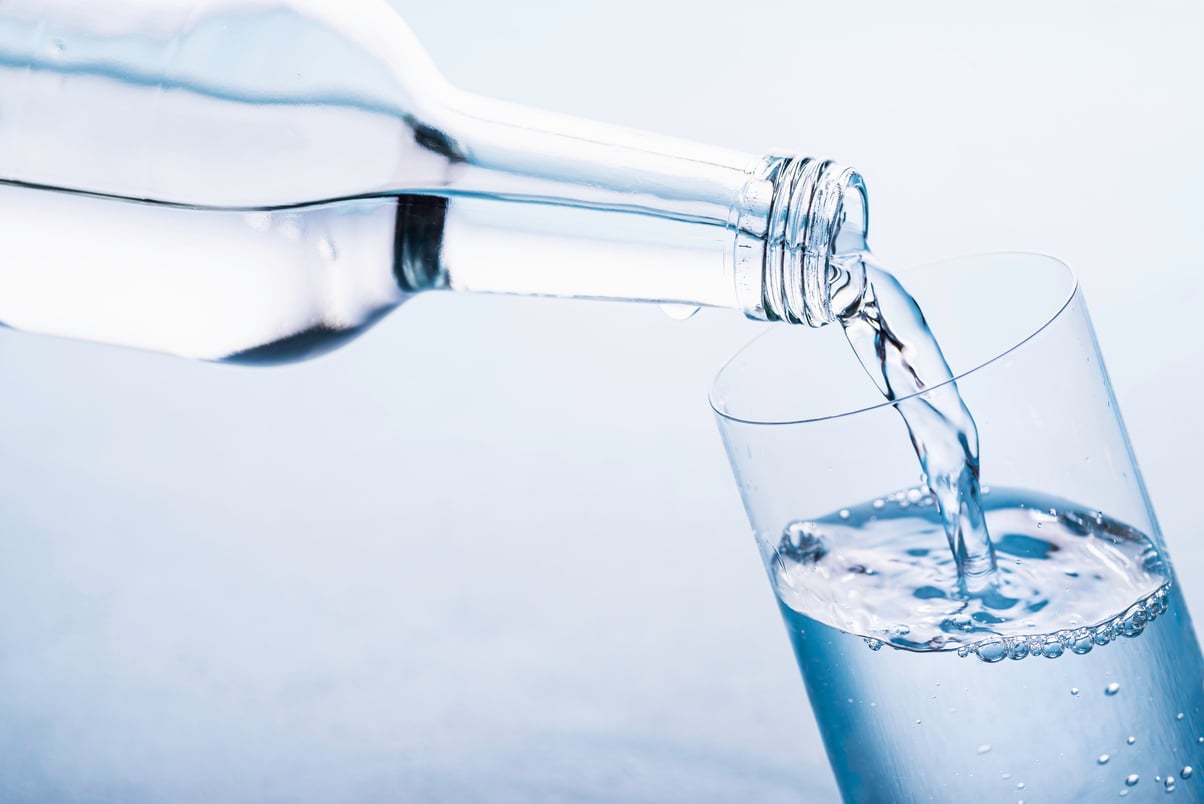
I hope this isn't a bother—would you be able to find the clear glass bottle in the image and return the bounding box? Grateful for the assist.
[0,0,868,362]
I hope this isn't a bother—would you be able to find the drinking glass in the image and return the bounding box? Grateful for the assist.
[711,253,1204,801]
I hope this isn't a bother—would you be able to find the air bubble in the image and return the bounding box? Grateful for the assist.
[1070,628,1094,654]
[1041,637,1064,659]
[864,638,883,651]
[839,509,850,520]
[1176,712,1184,721]
[975,639,1007,663]
[1106,682,1121,696]
[781,521,827,563]
[1006,639,1030,661]
[872,499,885,509]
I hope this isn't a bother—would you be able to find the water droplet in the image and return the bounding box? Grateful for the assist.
[1127,736,1136,745]
[1001,772,1012,780]
[1165,777,1176,792]
[1049,507,1057,516]
[982,485,992,495]
[977,744,992,754]
[1120,793,1128,799]
[1182,766,1193,780]
[1126,774,1140,786]
[906,488,924,503]
[864,638,883,651]
[1176,712,1185,721]
[839,509,850,520]
[1106,682,1121,696]
[1099,754,1111,765]
[1071,687,1080,696]
[1016,781,1026,790]
[317,236,337,261]
[279,217,303,241]
[245,212,272,231]
[872,499,885,509]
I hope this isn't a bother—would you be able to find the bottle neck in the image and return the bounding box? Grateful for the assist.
[414,91,871,325]
[735,155,869,326]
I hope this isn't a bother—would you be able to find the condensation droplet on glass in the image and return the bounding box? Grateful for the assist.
[1127,736,1136,745]
[317,236,337,261]
[245,212,272,232]
[1098,754,1110,765]
[1182,766,1193,780]
[1125,774,1140,786]
[1071,687,1080,696]
[279,217,303,241]
[1105,682,1120,696]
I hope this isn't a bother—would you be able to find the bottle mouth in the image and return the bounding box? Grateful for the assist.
[735,155,869,327]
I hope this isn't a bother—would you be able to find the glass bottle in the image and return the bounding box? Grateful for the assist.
[0,0,868,362]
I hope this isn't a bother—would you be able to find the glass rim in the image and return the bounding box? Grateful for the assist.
[709,251,1079,427]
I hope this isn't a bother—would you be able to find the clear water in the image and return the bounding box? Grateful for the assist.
[775,489,1204,801]
[842,260,996,595]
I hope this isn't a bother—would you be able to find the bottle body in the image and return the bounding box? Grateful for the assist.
[0,0,869,362]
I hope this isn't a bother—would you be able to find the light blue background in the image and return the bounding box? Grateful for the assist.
[1,2,1202,801]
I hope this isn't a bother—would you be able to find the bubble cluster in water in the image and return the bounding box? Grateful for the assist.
[775,487,1169,661]
[957,588,1170,664]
